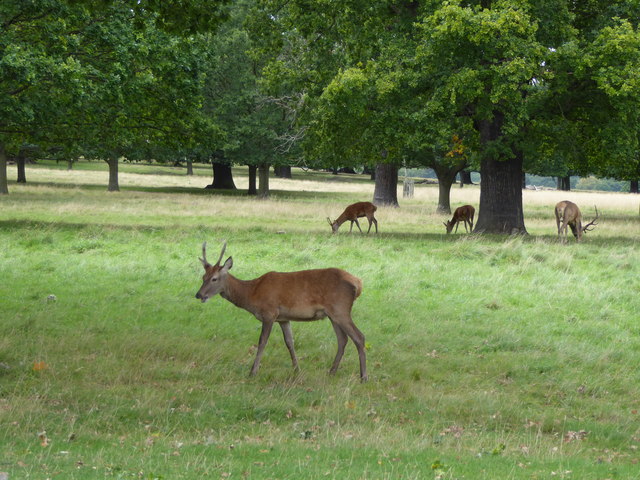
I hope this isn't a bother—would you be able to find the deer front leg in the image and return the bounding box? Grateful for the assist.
[250,319,274,376]
[353,218,363,233]
[279,321,299,371]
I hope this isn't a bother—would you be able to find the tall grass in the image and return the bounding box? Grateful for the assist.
[1,162,639,479]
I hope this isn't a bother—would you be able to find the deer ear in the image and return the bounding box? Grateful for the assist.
[221,256,233,272]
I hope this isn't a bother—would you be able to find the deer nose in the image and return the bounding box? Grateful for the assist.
[195,292,202,299]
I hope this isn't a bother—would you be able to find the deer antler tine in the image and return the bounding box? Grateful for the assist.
[216,241,227,266]
[200,241,209,266]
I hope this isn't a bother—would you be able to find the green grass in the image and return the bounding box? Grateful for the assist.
[1,162,640,479]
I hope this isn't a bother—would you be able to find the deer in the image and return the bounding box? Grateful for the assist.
[195,242,368,381]
[555,200,599,243]
[327,201,378,234]
[444,204,475,234]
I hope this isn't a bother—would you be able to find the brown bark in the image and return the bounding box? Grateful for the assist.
[206,162,237,189]
[0,143,8,195]
[372,163,399,207]
[106,157,120,192]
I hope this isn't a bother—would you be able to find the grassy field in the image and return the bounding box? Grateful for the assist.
[1,161,640,479]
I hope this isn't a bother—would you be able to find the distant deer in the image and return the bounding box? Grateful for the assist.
[195,242,368,381]
[444,204,475,234]
[555,201,599,243]
[327,201,378,234]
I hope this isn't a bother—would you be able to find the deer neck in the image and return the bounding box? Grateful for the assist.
[336,213,349,226]
[220,274,255,313]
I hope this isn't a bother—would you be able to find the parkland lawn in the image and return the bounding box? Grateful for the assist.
[1,161,639,479]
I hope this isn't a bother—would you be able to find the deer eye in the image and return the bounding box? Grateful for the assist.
[210,276,218,282]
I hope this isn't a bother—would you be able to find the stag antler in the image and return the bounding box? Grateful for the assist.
[215,241,227,266]
[582,206,599,232]
[200,242,210,266]
[200,241,227,267]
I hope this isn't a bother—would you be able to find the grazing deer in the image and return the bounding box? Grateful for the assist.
[327,201,378,234]
[555,201,599,243]
[195,242,368,381]
[444,204,475,234]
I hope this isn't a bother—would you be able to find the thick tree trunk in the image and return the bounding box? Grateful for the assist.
[435,173,457,214]
[274,166,291,178]
[0,143,9,195]
[206,162,236,189]
[434,161,467,214]
[459,170,473,187]
[630,179,638,194]
[474,153,527,234]
[556,175,570,191]
[106,157,120,192]
[257,164,270,199]
[373,163,399,206]
[186,159,193,176]
[16,154,26,183]
[247,164,257,195]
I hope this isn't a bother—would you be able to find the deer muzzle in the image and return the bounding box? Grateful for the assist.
[195,291,209,303]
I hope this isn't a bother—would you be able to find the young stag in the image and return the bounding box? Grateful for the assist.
[555,201,599,243]
[327,201,378,234]
[195,242,367,381]
[444,204,475,234]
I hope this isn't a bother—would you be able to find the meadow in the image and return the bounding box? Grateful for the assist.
[1,161,639,479]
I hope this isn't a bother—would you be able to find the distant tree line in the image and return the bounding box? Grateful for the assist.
[2,0,639,233]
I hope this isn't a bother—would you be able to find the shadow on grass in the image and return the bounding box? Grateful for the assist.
[10,180,357,201]
[3,218,638,247]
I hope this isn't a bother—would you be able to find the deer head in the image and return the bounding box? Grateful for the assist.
[326,217,339,233]
[196,241,233,303]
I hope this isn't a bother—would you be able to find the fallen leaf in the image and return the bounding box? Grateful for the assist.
[33,361,48,372]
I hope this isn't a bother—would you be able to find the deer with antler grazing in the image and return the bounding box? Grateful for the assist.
[444,204,475,234]
[195,242,368,381]
[327,201,378,234]
[555,201,599,243]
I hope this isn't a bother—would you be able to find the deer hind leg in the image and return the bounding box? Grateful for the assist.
[329,313,367,381]
[329,321,348,375]
[250,319,274,376]
[367,215,378,234]
[279,321,299,371]
[560,222,569,243]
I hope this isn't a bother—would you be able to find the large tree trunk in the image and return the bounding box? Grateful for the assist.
[473,112,526,234]
[459,170,473,187]
[206,162,236,189]
[257,164,270,199]
[373,163,399,206]
[474,153,527,234]
[435,173,456,214]
[16,153,26,183]
[630,179,638,194]
[434,161,467,214]
[106,157,120,192]
[0,143,8,195]
[274,166,291,178]
[556,175,570,191]
[247,164,257,195]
